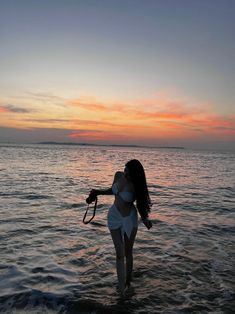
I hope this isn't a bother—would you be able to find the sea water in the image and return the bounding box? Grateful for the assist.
[0,144,234,313]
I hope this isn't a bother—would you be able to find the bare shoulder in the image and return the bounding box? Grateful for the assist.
[114,171,124,180]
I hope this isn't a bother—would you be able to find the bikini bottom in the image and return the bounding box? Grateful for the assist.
[107,204,138,239]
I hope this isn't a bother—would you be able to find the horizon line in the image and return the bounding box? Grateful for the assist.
[0,141,185,150]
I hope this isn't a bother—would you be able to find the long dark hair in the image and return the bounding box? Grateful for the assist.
[125,159,151,219]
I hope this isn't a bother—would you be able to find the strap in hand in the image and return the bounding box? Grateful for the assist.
[83,197,97,224]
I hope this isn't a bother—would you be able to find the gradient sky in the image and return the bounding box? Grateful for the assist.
[0,0,234,149]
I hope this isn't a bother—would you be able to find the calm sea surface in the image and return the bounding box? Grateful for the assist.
[0,144,234,314]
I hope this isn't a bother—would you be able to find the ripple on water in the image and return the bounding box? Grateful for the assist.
[0,145,234,313]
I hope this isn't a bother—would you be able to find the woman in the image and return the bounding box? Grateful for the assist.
[87,159,152,295]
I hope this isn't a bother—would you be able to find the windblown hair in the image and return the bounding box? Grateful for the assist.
[125,159,151,219]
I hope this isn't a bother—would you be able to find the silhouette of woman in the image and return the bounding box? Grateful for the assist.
[87,159,152,295]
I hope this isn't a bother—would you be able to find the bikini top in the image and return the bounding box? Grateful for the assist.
[112,182,135,203]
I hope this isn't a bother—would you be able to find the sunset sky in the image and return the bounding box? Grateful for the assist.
[0,0,234,149]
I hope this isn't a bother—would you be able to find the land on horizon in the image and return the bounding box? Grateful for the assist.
[0,141,185,149]
[37,141,185,149]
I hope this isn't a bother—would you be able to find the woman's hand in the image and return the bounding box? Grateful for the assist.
[142,218,152,230]
[90,189,98,197]
[86,189,98,204]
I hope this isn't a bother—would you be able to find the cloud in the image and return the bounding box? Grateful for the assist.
[68,99,110,111]
[12,94,233,139]
[20,117,145,131]
[186,114,235,133]
[0,104,33,113]
[67,97,235,134]
[67,97,197,121]
[26,92,66,107]
[68,98,132,114]
[24,118,71,124]
[68,129,129,141]
[69,130,106,140]
[27,92,65,100]
[70,118,149,129]
[68,96,205,120]
[1,93,234,148]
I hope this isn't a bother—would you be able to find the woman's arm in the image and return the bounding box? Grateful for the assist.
[90,171,123,197]
[89,171,123,198]
[91,188,113,196]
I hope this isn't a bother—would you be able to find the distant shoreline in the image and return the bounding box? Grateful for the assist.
[37,141,185,149]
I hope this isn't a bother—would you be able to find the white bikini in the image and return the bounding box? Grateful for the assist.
[107,183,138,238]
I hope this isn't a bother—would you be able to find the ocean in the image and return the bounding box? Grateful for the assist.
[0,144,234,313]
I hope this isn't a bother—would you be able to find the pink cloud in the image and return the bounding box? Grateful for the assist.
[68,129,129,141]
[0,106,8,113]
[66,97,235,137]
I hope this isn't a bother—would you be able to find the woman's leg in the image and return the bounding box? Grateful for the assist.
[124,227,137,287]
[110,228,125,293]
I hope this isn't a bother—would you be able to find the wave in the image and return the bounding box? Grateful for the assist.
[204,224,235,234]
[22,194,53,200]
[0,192,52,200]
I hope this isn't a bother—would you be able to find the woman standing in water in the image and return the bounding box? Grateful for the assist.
[87,159,152,295]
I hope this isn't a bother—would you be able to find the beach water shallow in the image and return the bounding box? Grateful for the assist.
[0,144,234,313]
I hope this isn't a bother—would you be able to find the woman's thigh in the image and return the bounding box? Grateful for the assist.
[110,228,124,259]
[124,227,137,255]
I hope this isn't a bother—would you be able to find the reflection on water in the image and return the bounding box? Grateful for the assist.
[0,144,234,313]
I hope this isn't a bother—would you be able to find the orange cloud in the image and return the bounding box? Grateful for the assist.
[68,99,108,111]
[69,130,104,140]
[68,129,130,141]
[67,97,235,136]
[70,118,150,130]
[185,114,235,133]
[2,93,234,145]
[67,98,134,116]
[68,96,198,121]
